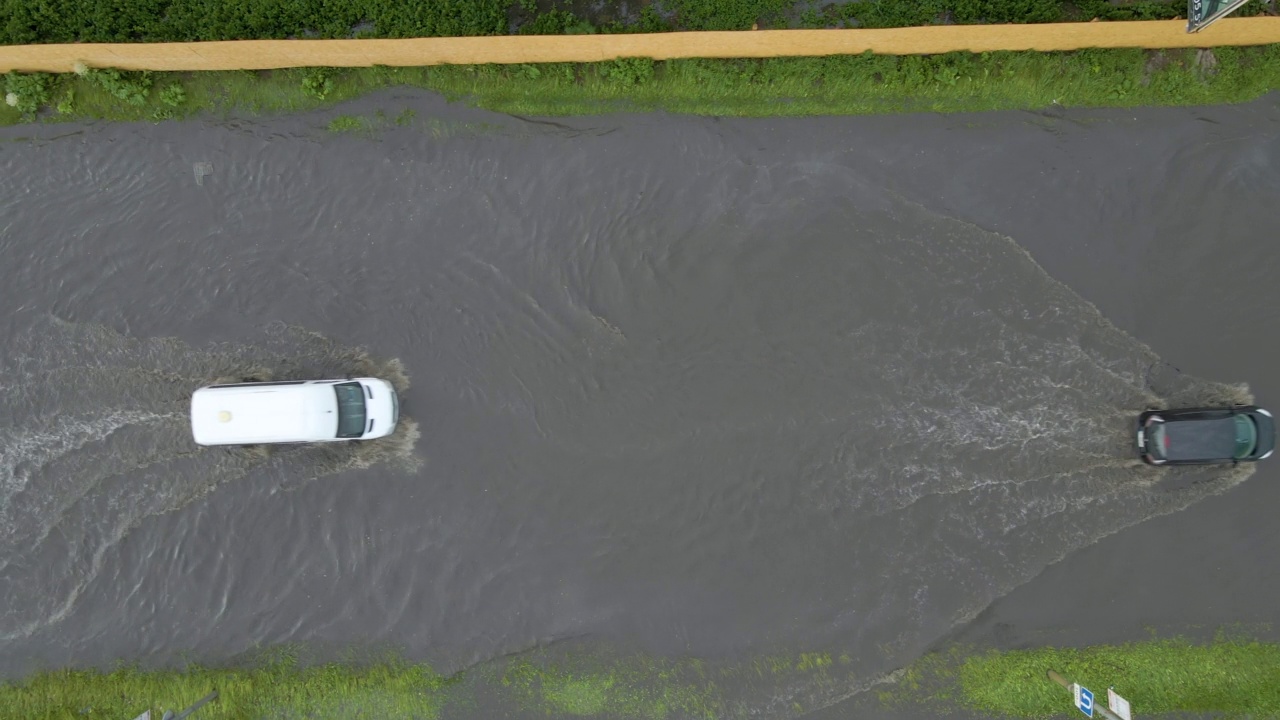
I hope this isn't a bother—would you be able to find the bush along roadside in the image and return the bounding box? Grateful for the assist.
[5,66,186,121]
[517,0,1272,35]
[3,46,1280,127]
[0,0,1275,44]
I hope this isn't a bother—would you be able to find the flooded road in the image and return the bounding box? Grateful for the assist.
[1,94,1278,714]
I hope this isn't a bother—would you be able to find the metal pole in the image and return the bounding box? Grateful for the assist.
[1047,670,1126,720]
[160,690,219,720]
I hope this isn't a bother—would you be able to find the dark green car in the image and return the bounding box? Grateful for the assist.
[1138,406,1276,466]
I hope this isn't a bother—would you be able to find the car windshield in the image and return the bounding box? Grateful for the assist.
[334,382,367,439]
[1234,415,1259,459]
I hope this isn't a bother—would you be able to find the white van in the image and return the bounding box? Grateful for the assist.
[190,378,399,446]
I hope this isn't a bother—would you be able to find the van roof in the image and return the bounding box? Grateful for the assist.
[191,383,339,445]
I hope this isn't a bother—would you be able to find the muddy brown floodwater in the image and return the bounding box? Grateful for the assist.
[1,93,1279,717]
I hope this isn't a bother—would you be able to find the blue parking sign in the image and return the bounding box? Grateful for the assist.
[1075,685,1094,717]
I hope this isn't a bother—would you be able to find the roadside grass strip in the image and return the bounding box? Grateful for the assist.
[5,46,1280,127]
[883,637,1280,718]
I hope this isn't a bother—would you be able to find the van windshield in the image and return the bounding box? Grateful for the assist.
[334,382,367,439]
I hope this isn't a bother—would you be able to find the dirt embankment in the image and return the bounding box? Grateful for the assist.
[2,17,1280,73]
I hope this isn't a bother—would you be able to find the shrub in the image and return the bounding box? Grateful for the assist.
[3,72,54,114]
[601,57,655,86]
[636,6,671,31]
[56,86,75,114]
[656,0,792,30]
[564,17,598,33]
[0,0,1220,44]
[849,0,944,28]
[1074,0,1181,19]
[520,9,581,34]
[300,67,336,100]
[87,68,153,105]
[159,82,187,107]
[950,0,1062,23]
[0,0,509,44]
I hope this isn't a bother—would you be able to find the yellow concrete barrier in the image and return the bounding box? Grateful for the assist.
[3,18,1280,73]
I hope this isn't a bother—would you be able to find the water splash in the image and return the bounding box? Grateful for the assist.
[0,317,417,640]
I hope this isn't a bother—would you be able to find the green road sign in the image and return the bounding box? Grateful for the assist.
[1188,0,1252,32]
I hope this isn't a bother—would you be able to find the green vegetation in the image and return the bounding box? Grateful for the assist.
[2,70,52,113]
[301,67,338,100]
[327,113,371,132]
[3,46,1280,127]
[884,636,1280,718]
[500,653,725,719]
[85,68,155,105]
[0,0,509,44]
[0,0,1272,44]
[0,647,847,719]
[0,657,454,720]
[8,637,1280,719]
[790,0,1226,28]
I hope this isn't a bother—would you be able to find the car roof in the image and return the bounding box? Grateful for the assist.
[191,383,339,445]
[1161,415,1245,461]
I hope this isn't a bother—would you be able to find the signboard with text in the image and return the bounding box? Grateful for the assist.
[1109,688,1133,720]
[1188,0,1252,32]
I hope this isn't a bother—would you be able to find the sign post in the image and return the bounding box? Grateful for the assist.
[1073,684,1095,717]
[1048,671,1130,720]
[159,690,219,720]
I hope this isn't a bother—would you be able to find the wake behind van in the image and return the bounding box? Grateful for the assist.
[191,378,399,446]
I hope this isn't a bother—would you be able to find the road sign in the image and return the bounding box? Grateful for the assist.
[1073,684,1095,717]
[1108,688,1132,720]
[1188,0,1251,32]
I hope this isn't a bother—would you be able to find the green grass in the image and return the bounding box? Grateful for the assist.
[327,113,372,132]
[885,637,1280,718]
[0,658,454,720]
[500,653,726,719]
[8,638,1280,719]
[4,46,1280,128]
[0,646,846,720]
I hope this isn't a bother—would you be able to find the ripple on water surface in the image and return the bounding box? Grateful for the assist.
[0,318,417,641]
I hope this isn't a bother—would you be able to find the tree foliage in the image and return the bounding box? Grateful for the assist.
[0,0,509,44]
